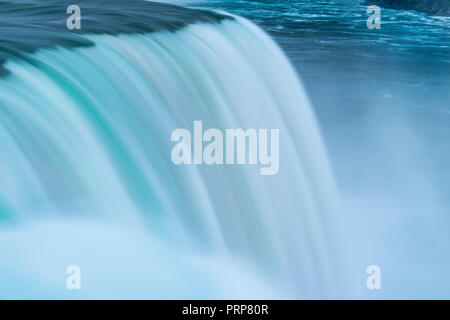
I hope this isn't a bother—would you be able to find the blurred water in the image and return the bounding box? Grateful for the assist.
[0,15,346,298]
[187,0,450,298]
[1,0,449,299]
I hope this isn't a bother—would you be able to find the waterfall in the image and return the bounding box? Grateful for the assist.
[0,6,345,298]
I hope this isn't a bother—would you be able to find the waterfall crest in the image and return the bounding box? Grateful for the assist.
[0,13,343,298]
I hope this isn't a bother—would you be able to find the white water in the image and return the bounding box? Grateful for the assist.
[0,17,347,298]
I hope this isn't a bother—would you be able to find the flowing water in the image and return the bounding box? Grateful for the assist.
[0,0,449,298]
[187,0,450,298]
[0,1,349,299]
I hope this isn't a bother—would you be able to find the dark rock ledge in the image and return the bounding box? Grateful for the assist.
[0,0,230,77]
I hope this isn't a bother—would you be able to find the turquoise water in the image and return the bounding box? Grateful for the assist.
[187,0,450,298]
[0,0,449,298]
[0,10,346,298]
[187,1,450,117]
